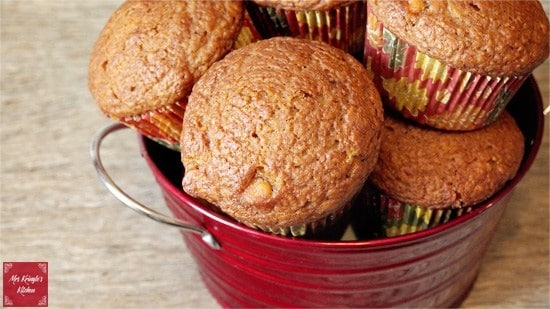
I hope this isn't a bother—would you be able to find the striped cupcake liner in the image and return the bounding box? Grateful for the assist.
[245,1,366,57]
[380,195,471,237]
[364,7,527,131]
[248,200,354,240]
[352,184,471,238]
[119,100,186,151]
[233,10,263,49]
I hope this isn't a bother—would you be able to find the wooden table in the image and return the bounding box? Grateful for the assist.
[1,1,548,307]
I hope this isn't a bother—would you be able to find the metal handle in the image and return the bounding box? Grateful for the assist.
[90,123,220,250]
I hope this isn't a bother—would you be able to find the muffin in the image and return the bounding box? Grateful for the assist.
[245,0,366,57]
[364,0,549,131]
[180,37,383,237]
[353,111,524,238]
[88,0,244,149]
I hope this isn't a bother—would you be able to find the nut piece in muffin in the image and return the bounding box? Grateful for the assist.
[353,111,524,237]
[181,37,383,237]
[88,0,244,148]
[364,0,549,130]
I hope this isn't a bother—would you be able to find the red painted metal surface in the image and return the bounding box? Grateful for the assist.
[139,77,543,308]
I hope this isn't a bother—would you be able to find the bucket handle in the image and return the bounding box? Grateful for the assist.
[90,123,221,250]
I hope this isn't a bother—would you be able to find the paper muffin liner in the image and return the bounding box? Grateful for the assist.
[248,199,354,240]
[233,10,263,49]
[244,1,366,57]
[352,185,471,238]
[380,194,472,237]
[363,7,527,131]
[119,100,186,151]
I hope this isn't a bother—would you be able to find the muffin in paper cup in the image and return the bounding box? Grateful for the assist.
[180,38,383,240]
[352,111,524,239]
[88,0,245,150]
[364,7,526,131]
[364,1,549,131]
[245,0,366,57]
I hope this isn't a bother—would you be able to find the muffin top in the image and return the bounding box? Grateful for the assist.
[88,0,243,118]
[370,112,524,208]
[181,37,383,231]
[253,0,356,11]
[368,0,550,76]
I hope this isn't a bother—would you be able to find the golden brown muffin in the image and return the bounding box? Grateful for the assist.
[364,0,549,131]
[88,0,244,147]
[252,0,355,10]
[368,0,549,76]
[181,37,383,236]
[370,111,525,208]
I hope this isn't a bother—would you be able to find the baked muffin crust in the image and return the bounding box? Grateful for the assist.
[370,112,524,208]
[368,0,549,76]
[181,37,383,230]
[88,0,243,118]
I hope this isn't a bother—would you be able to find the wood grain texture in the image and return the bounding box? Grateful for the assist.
[1,1,548,308]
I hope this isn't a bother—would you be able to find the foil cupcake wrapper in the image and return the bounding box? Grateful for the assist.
[364,8,527,131]
[119,100,186,151]
[245,1,366,56]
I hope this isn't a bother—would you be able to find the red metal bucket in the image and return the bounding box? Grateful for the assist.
[92,76,543,307]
